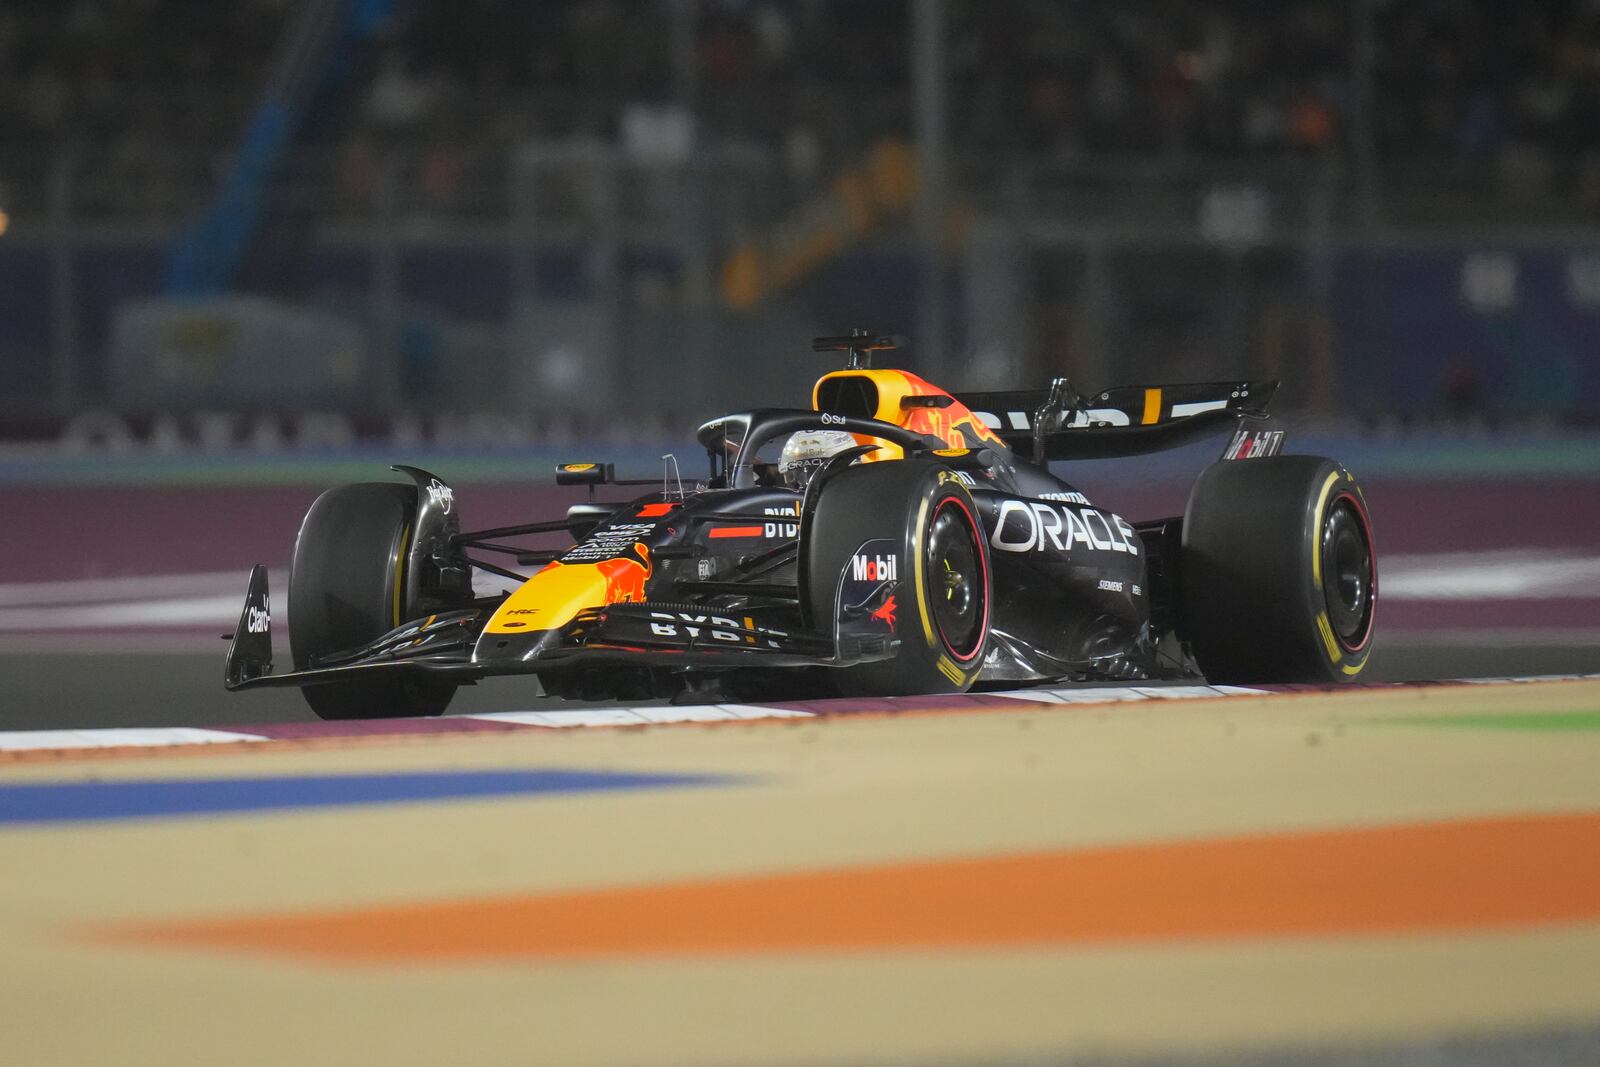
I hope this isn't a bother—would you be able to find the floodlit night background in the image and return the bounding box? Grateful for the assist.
[2,1,1598,704]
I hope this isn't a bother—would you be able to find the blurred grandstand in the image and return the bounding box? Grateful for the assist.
[1,0,1598,447]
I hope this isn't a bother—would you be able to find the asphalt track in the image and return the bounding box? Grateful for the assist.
[2,641,1599,730]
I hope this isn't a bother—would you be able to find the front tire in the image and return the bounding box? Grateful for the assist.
[288,482,457,719]
[1180,455,1377,683]
[805,461,991,696]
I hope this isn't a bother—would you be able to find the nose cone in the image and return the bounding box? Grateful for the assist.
[473,626,562,664]
[473,555,651,666]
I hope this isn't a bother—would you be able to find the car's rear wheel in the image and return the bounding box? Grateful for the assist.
[805,460,991,696]
[288,482,457,719]
[1180,455,1376,683]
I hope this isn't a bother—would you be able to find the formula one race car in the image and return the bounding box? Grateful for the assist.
[225,331,1376,719]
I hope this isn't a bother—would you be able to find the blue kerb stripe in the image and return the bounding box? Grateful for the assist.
[0,769,742,826]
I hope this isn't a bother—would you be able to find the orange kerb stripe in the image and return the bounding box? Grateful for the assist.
[97,813,1600,964]
[707,526,765,538]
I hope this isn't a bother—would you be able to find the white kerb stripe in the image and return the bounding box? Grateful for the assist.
[0,727,268,751]
[462,704,813,728]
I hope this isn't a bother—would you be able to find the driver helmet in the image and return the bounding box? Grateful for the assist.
[778,429,856,488]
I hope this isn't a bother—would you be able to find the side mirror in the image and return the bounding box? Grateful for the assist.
[555,462,614,486]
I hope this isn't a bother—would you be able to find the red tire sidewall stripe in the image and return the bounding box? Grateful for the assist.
[930,493,990,663]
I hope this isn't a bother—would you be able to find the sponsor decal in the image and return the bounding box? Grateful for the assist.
[763,503,801,538]
[970,409,1033,431]
[636,502,677,518]
[696,558,714,580]
[1132,584,1142,597]
[245,595,270,634]
[851,552,899,582]
[562,522,656,563]
[647,612,788,648]
[989,500,1141,556]
[425,478,453,514]
[820,412,847,426]
[933,447,970,458]
[562,463,596,472]
[1097,579,1124,592]
[1066,408,1132,428]
[839,537,900,635]
[1223,428,1286,461]
[1039,490,1090,504]
[936,469,976,489]
[507,608,539,616]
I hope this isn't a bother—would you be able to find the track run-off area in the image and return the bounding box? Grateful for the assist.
[3,675,1600,1067]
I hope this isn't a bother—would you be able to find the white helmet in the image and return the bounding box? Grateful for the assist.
[778,429,856,488]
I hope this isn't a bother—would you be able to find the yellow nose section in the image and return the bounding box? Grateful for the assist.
[483,555,650,634]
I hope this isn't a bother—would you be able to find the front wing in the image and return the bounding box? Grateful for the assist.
[223,566,898,692]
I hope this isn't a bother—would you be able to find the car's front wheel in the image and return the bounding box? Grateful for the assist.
[288,482,457,719]
[804,460,991,696]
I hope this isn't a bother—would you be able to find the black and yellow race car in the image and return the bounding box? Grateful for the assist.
[226,332,1377,719]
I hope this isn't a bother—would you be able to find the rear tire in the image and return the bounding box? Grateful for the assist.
[805,461,991,696]
[288,482,457,719]
[1180,455,1376,683]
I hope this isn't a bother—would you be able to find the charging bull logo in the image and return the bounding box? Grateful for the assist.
[868,594,897,629]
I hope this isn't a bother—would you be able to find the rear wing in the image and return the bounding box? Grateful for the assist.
[954,379,1278,461]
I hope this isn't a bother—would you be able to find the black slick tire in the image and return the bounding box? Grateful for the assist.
[805,460,991,696]
[288,482,457,719]
[1180,455,1377,684]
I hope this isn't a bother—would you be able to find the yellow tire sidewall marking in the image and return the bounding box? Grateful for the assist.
[913,493,935,647]
[393,522,411,629]
[1311,468,1368,677]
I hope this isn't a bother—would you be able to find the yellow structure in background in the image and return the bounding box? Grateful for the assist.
[722,139,919,308]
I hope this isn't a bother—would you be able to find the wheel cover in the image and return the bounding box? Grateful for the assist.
[1321,495,1374,649]
[926,497,987,661]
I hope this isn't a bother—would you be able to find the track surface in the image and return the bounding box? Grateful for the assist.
[4,677,1600,1067]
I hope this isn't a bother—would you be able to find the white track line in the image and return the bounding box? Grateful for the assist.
[0,571,258,607]
[1382,550,1600,600]
[0,596,250,632]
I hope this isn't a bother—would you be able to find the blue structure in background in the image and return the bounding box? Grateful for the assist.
[167,0,395,294]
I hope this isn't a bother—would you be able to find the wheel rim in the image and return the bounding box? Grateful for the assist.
[1321,495,1374,649]
[926,497,987,661]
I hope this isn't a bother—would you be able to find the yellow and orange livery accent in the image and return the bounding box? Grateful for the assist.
[812,369,1007,461]
[484,546,652,635]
